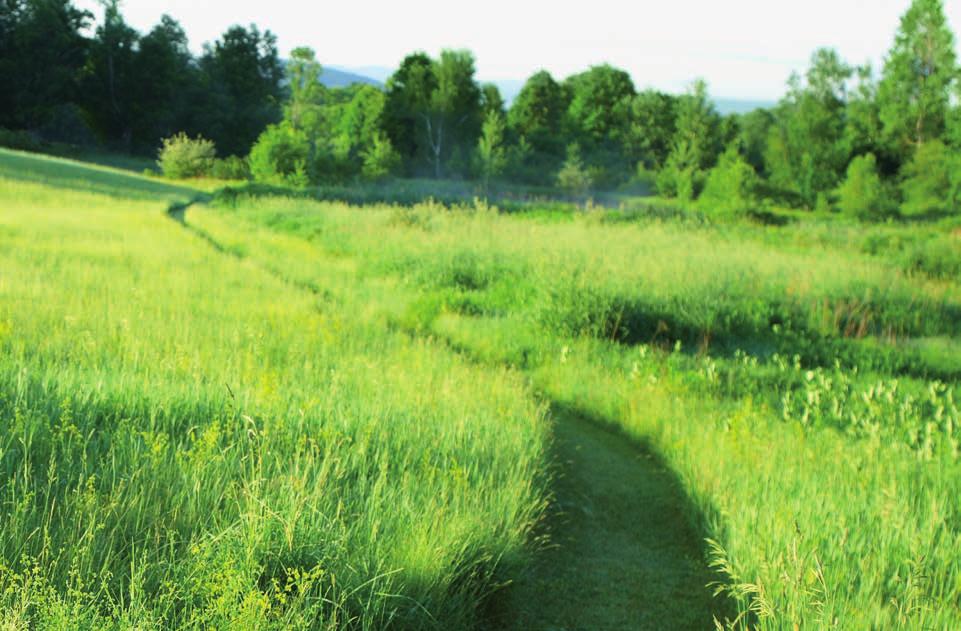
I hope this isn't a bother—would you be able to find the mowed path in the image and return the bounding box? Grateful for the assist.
[486,406,720,630]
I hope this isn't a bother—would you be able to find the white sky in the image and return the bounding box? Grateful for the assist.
[74,0,961,100]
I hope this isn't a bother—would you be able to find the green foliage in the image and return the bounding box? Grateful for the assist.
[195,24,284,157]
[0,127,41,151]
[82,0,140,149]
[658,80,719,201]
[627,90,678,169]
[764,49,852,207]
[564,65,636,184]
[249,122,310,186]
[360,132,400,181]
[476,110,508,191]
[837,153,889,219]
[877,0,958,156]
[507,70,570,183]
[0,0,91,132]
[699,145,759,214]
[156,132,216,179]
[657,140,701,202]
[556,144,593,199]
[210,155,250,180]
[900,140,960,216]
[901,233,961,279]
[383,50,482,179]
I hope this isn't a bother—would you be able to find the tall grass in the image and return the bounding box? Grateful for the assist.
[214,192,961,628]
[0,173,548,628]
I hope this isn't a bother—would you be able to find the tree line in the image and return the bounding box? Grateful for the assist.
[3,0,961,217]
[0,0,284,156]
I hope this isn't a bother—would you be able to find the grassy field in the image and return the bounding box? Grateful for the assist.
[2,147,961,629]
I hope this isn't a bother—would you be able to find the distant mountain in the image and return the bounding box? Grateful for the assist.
[331,66,393,84]
[320,67,383,89]
[714,98,775,115]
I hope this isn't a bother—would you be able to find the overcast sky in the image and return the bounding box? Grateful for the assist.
[74,0,961,100]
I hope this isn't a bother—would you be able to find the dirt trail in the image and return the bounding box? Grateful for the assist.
[486,406,721,630]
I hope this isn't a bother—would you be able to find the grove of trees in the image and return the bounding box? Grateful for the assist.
[3,0,961,218]
[0,0,283,155]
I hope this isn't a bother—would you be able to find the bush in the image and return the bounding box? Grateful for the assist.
[837,153,890,220]
[157,133,216,179]
[248,122,311,187]
[0,128,42,152]
[210,156,250,181]
[699,146,759,214]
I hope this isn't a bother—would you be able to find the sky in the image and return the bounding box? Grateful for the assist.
[74,0,961,100]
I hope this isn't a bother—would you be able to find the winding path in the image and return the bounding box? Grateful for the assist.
[485,406,721,630]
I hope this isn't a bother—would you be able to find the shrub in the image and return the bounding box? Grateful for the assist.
[699,146,759,214]
[0,128,42,152]
[248,122,311,187]
[157,133,216,179]
[837,153,889,220]
[210,156,250,181]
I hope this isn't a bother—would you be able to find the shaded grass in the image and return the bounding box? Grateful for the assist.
[484,405,724,631]
[0,147,212,201]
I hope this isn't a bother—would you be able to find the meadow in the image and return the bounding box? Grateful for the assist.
[2,147,961,629]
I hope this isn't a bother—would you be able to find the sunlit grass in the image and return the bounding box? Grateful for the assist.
[0,171,548,628]
[213,192,961,628]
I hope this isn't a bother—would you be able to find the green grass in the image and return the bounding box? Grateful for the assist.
[0,152,549,629]
[202,191,961,628]
[3,147,961,629]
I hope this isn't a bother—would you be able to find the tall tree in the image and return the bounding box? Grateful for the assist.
[670,78,721,171]
[877,0,958,157]
[564,64,635,183]
[0,0,25,127]
[425,49,483,177]
[626,89,677,169]
[764,49,851,206]
[285,46,325,132]
[476,109,507,194]
[507,70,569,181]
[0,0,91,131]
[843,64,887,172]
[132,15,195,149]
[196,24,284,156]
[658,79,720,200]
[82,0,140,148]
[384,52,437,174]
[383,50,482,178]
